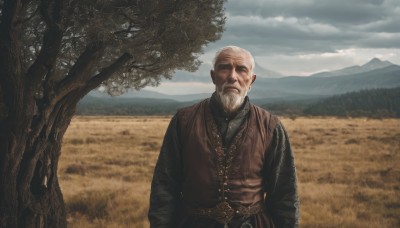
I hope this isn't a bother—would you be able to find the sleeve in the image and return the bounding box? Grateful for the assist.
[263,122,300,228]
[148,114,183,228]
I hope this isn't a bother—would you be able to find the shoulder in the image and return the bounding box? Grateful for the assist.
[250,103,280,131]
[176,98,209,124]
[177,99,208,114]
[177,98,209,115]
[251,104,272,115]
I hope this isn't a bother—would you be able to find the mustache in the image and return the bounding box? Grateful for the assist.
[221,83,240,92]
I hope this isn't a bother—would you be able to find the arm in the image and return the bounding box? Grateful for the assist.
[264,122,300,228]
[148,115,183,228]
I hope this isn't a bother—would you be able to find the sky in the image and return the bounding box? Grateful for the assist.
[146,0,400,95]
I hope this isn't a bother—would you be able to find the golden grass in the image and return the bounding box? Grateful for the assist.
[59,116,400,227]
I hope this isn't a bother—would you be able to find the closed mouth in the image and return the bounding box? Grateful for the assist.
[224,86,240,92]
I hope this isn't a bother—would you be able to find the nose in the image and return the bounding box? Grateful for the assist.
[227,69,238,83]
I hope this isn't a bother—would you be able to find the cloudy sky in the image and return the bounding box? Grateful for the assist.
[146,0,400,95]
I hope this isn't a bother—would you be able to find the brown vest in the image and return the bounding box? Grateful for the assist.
[177,99,278,209]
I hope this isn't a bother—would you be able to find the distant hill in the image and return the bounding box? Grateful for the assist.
[311,58,396,78]
[77,58,400,116]
[251,64,400,98]
[88,63,400,103]
[304,87,400,117]
[77,96,189,115]
[77,87,400,117]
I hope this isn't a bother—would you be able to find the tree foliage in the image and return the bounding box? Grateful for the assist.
[2,0,225,95]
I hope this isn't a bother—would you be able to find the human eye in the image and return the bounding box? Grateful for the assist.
[236,66,248,74]
[217,64,231,71]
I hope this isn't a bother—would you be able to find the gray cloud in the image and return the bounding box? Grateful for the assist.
[221,0,400,54]
[227,0,395,26]
[358,16,400,33]
[147,0,400,93]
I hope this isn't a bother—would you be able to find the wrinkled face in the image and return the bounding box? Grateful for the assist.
[211,49,256,113]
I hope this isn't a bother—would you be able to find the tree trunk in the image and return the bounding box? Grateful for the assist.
[0,89,83,227]
[0,1,133,226]
[1,1,68,225]
[0,49,132,228]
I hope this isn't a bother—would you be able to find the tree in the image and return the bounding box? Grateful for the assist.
[0,0,225,226]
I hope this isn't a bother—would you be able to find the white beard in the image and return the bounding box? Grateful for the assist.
[216,84,248,113]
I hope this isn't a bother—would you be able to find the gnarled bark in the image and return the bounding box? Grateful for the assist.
[0,5,132,223]
[0,57,131,227]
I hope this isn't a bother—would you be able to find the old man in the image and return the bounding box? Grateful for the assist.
[149,46,299,228]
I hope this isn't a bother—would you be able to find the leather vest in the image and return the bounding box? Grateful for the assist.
[177,99,278,209]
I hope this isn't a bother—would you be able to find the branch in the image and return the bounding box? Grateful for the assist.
[28,42,105,145]
[54,41,105,101]
[82,53,133,95]
[129,59,162,73]
[0,0,23,105]
[25,0,64,89]
[28,53,132,151]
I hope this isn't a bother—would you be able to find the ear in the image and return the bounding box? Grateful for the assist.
[210,70,216,84]
[251,74,256,85]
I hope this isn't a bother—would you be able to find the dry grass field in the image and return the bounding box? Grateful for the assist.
[59,116,400,228]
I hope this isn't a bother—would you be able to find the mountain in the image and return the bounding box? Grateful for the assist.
[80,59,400,113]
[311,58,395,77]
[86,63,400,104]
[362,58,394,71]
[78,64,400,116]
[252,65,400,98]
[77,87,400,117]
